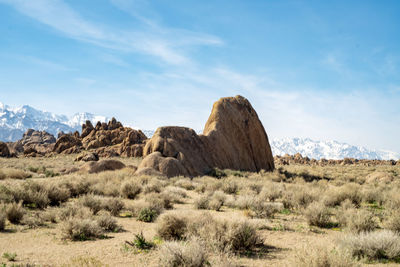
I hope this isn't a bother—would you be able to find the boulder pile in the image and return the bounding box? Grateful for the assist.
[53,117,147,157]
[135,95,275,177]
[8,129,56,157]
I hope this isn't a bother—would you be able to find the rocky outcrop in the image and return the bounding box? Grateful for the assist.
[75,152,99,162]
[53,134,82,154]
[51,118,147,157]
[0,141,10,157]
[12,129,56,156]
[80,118,146,157]
[137,95,275,177]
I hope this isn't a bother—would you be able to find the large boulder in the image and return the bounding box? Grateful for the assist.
[137,95,274,177]
[0,141,10,157]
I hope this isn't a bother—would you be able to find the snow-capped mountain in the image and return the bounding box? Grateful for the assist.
[271,137,400,160]
[0,102,108,142]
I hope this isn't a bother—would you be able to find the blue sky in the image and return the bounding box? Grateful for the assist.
[0,0,399,152]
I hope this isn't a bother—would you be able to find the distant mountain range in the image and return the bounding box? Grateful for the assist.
[270,138,399,161]
[0,102,108,141]
[0,102,398,160]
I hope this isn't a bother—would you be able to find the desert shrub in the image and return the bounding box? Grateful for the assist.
[163,186,188,204]
[159,238,208,267]
[79,194,103,215]
[259,183,283,202]
[96,212,120,232]
[234,195,257,210]
[175,179,195,191]
[21,213,45,228]
[120,180,142,199]
[345,209,377,233]
[208,191,227,211]
[384,210,400,232]
[340,230,400,261]
[304,202,332,228]
[207,168,227,178]
[0,210,5,231]
[142,178,164,194]
[61,218,103,241]
[250,200,283,219]
[0,185,14,203]
[127,232,154,250]
[137,207,159,222]
[323,184,362,207]
[12,181,50,209]
[46,183,71,206]
[194,196,209,210]
[145,192,173,211]
[5,201,25,224]
[0,170,5,180]
[61,178,91,197]
[187,214,261,253]
[248,182,263,194]
[102,197,124,216]
[58,204,92,221]
[228,220,262,252]
[41,209,58,223]
[222,179,238,194]
[361,186,384,205]
[384,191,400,211]
[2,168,31,179]
[294,245,357,267]
[282,185,319,210]
[157,213,188,240]
[2,252,17,261]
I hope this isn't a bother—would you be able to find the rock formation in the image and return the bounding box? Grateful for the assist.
[53,134,82,154]
[11,129,56,156]
[0,141,10,157]
[52,118,147,157]
[136,95,275,177]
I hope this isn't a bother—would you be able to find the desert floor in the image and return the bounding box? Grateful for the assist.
[1,155,399,267]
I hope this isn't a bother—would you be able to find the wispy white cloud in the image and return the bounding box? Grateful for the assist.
[0,0,222,65]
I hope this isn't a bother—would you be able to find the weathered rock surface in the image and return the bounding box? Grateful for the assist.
[9,129,56,156]
[51,118,147,157]
[53,134,82,154]
[75,152,99,162]
[0,141,10,157]
[137,95,275,177]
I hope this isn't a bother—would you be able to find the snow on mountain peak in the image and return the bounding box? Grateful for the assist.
[0,102,108,142]
[271,137,400,160]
